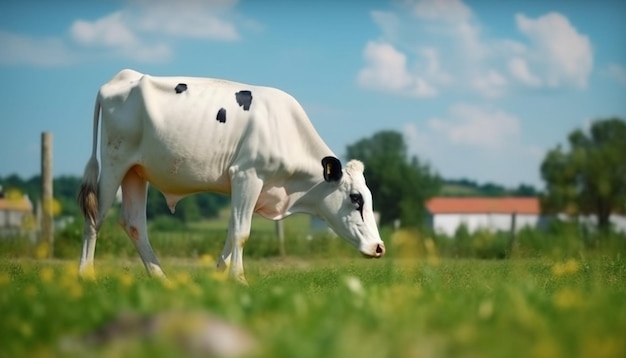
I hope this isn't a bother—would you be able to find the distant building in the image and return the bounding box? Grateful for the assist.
[426,197,542,236]
[570,213,626,234]
[0,186,34,236]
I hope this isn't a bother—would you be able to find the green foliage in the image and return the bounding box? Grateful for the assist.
[149,216,187,232]
[4,210,624,264]
[0,211,358,261]
[143,185,230,223]
[431,225,509,259]
[54,176,82,217]
[0,174,230,223]
[0,174,81,217]
[441,178,539,197]
[1,257,625,358]
[0,174,40,203]
[541,117,626,230]
[345,130,441,227]
[426,222,626,261]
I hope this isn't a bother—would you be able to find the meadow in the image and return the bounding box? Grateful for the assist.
[1,213,625,357]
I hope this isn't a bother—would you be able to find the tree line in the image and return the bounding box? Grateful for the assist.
[0,174,229,223]
[1,117,624,231]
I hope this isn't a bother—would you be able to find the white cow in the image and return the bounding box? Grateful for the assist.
[78,69,385,284]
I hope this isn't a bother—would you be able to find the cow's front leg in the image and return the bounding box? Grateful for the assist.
[218,168,263,285]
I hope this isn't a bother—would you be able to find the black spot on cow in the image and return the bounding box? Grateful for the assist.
[175,83,188,94]
[216,108,227,123]
[235,90,253,111]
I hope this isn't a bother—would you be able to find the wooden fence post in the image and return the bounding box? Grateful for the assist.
[507,211,517,258]
[276,220,286,257]
[41,132,54,258]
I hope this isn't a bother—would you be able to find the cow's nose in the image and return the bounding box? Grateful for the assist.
[375,242,385,257]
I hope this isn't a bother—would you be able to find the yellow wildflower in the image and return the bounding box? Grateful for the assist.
[553,288,584,309]
[199,254,215,267]
[188,283,203,297]
[161,277,177,291]
[68,284,84,299]
[173,272,192,286]
[552,259,580,277]
[39,267,54,283]
[34,242,50,259]
[211,270,228,282]
[582,337,624,358]
[62,262,79,278]
[0,272,10,286]
[24,285,38,298]
[478,300,494,320]
[424,238,441,266]
[79,266,97,281]
[18,321,33,337]
[532,337,561,358]
[118,273,134,288]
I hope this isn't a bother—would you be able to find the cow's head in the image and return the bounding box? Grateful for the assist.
[317,156,385,258]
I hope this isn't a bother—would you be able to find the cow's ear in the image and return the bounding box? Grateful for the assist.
[321,156,343,182]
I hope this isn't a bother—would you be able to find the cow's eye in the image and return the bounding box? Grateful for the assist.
[349,193,363,211]
[349,193,364,220]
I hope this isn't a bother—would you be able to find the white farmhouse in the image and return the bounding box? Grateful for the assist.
[0,189,34,236]
[426,197,541,236]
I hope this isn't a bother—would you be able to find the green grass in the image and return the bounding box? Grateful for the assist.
[1,256,625,358]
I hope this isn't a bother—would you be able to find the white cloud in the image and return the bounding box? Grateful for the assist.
[411,0,485,60]
[357,41,437,98]
[71,12,137,48]
[508,57,542,87]
[412,0,472,22]
[70,11,172,63]
[371,10,402,42]
[358,1,594,99]
[0,0,244,67]
[403,104,542,186]
[605,63,626,85]
[420,47,454,85]
[134,1,240,41]
[471,70,508,98]
[427,103,520,149]
[0,31,77,66]
[515,12,592,88]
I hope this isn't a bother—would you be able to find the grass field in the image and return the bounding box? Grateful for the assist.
[1,252,625,358]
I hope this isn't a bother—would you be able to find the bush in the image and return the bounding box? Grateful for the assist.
[3,212,624,262]
[149,216,186,232]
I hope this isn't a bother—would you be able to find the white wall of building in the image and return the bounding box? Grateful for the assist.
[570,214,626,234]
[432,213,540,236]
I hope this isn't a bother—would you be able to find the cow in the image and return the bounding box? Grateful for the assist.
[77,69,385,284]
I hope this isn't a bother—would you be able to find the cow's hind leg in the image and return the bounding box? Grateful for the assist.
[79,164,124,278]
[217,168,263,285]
[120,168,165,278]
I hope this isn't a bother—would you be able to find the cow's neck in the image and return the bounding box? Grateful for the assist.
[255,156,331,220]
[255,111,336,220]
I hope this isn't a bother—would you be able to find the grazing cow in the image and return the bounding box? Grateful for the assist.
[78,69,385,284]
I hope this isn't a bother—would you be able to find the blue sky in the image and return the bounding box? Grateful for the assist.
[1,0,625,189]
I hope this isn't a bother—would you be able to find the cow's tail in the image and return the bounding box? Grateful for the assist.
[77,95,101,225]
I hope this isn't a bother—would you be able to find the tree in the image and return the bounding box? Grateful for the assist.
[0,174,230,222]
[55,176,82,217]
[541,117,626,231]
[345,130,440,227]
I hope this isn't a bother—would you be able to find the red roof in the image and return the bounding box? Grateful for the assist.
[426,197,540,215]
[0,196,32,212]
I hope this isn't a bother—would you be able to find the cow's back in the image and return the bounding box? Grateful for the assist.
[97,70,327,196]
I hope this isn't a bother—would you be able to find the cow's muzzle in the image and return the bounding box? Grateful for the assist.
[362,242,385,258]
